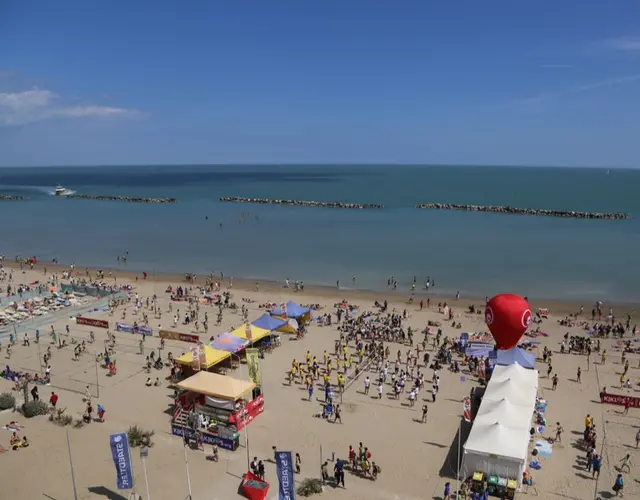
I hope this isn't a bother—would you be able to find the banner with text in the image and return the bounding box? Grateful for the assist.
[246,348,262,386]
[601,392,640,408]
[109,432,133,490]
[159,329,199,344]
[116,323,153,336]
[275,451,295,500]
[76,317,109,329]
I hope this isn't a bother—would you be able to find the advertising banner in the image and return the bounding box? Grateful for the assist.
[116,323,153,336]
[109,432,133,490]
[76,316,109,329]
[601,392,640,408]
[275,451,295,500]
[246,348,262,386]
[159,329,199,343]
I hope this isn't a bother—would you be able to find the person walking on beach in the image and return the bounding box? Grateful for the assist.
[555,422,564,443]
[421,404,428,423]
[592,453,602,479]
[635,428,640,448]
[552,373,558,390]
[364,376,370,395]
[577,367,581,384]
[619,453,632,473]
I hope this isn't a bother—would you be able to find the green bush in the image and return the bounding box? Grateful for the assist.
[49,407,74,426]
[297,478,324,497]
[127,425,155,447]
[0,392,16,410]
[22,400,49,418]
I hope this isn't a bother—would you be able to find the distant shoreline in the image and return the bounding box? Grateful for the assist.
[3,259,639,317]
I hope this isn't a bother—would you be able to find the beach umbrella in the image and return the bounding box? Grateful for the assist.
[485,294,531,350]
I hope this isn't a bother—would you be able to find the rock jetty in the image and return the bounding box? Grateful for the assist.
[220,196,383,209]
[415,203,629,220]
[66,194,178,204]
[0,195,26,200]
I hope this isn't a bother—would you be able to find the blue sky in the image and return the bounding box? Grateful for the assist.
[1,1,640,167]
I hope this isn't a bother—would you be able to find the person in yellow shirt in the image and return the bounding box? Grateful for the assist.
[323,350,328,365]
[306,350,311,363]
[323,373,330,387]
[338,374,345,391]
[585,414,592,430]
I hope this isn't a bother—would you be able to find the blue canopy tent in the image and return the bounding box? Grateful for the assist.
[252,313,287,332]
[271,300,311,320]
[210,332,249,354]
[496,347,536,369]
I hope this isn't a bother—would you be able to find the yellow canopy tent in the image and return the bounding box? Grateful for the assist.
[231,324,270,343]
[175,345,231,370]
[176,371,255,401]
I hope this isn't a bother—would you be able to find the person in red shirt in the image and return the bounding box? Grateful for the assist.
[49,392,58,408]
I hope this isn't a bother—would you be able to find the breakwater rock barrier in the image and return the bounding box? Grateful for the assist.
[0,195,27,200]
[220,196,384,209]
[415,203,629,220]
[66,194,178,204]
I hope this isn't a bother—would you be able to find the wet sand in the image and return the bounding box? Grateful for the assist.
[0,264,639,499]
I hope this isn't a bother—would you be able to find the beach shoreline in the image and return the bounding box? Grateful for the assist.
[3,258,638,318]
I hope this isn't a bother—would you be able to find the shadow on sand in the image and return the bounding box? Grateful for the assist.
[87,486,130,500]
[438,418,472,479]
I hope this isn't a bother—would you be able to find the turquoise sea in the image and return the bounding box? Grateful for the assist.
[1,165,639,303]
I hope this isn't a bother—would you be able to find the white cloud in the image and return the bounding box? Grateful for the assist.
[0,87,142,126]
[572,74,640,92]
[601,36,640,52]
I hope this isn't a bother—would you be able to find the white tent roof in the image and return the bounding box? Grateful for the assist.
[491,363,539,389]
[474,398,532,431]
[482,377,537,407]
[464,421,529,461]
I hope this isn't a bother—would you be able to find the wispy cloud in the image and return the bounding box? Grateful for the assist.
[539,64,574,69]
[600,36,640,53]
[572,74,640,92]
[0,87,142,126]
[513,73,640,111]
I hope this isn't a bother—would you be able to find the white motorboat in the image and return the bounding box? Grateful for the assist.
[54,185,73,196]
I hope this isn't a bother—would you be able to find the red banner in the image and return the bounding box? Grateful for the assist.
[600,392,640,408]
[159,330,200,344]
[463,397,472,422]
[75,316,109,329]
[230,394,264,430]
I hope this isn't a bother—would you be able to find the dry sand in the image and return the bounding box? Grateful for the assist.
[0,264,638,500]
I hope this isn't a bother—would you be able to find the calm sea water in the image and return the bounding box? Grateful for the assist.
[1,165,639,303]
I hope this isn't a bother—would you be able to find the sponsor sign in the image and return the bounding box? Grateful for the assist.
[116,323,153,336]
[170,424,238,451]
[463,397,472,422]
[109,432,133,490]
[76,316,109,329]
[246,348,262,386]
[275,451,296,500]
[159,329,199,344]
[601,392,640,408]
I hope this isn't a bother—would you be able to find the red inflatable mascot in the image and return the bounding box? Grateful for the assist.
[485,294,531,350]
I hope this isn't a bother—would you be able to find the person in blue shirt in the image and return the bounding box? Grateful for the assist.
[592,454,602,479]
[613,473,624,496]
[444,482,451,499]
[35,329,40,343]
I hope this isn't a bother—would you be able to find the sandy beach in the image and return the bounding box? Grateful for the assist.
[1,262,639,500]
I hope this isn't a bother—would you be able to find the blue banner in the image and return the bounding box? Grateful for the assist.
[110,432,134,490]
[275,451,295,500]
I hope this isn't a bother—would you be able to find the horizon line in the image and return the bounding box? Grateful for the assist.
[0,162,636,170]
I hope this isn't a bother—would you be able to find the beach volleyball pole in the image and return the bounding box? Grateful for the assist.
[183,440,193,499]
[66,426,79,500]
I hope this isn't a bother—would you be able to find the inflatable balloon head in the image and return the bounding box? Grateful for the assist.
[485,294,531,350]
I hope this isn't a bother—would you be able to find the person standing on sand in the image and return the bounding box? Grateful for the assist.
[552,374,558,390]
[592,453,602,479]
[364,376,370,395]
[577,367,581,383]
[555,422,563,443]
